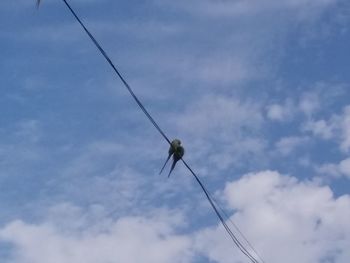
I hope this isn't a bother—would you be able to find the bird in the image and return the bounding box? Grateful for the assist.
[159,139,185,177]
[36,0,41,9]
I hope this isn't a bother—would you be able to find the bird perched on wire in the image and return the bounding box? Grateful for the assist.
[159,139,185,178]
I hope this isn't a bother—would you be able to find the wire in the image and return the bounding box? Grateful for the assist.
[55,1,263,262]
[182,159,260,263]
[217,204,266,263]
[200,181,266,263]
[61,0,171,145]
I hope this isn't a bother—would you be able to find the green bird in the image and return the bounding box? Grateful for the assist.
[159,139,185,177]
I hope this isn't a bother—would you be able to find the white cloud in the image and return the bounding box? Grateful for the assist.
[267,84,344,124]
[266,99,295,121]
[266,104,285,121]
[275,136,308,155]
[153,0,336,19]
[175,95,262,138]
[339,158,350,177]
[302,105,350,153]
[299,91,321,117]
[339,106,350,152]
[195,170,350,263]
[2,171,350,263]
[316,163,340,177]
[317,158,350,179]
[173,95,266,171]
[0,213,193,263]
[303,119,335,139]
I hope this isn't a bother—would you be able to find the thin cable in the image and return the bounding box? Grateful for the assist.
[192,175,264,262]
[57,1,263,262]
[61,0,171,145]
[202,184,266,263]
[217,203,266,263]
[181,159,260,263]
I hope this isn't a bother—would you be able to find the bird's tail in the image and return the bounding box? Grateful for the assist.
[159,155,171,175]
[36,0,41,9]
[167,160,177,178]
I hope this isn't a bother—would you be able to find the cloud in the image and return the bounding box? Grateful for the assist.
[195,170,350,263]
[299,91,321,117]
[317,158,350,179]
[172,95,266,171]
[316,163,340,178]
[266,99,295,121]
[175,95,262,138]
[339,106,350,152]
[1,1,349,262]
[266,104,286,121]
[267,84,344,124]
[339,158,350,177]
[302,105,350,152]
[153,0,337,19]
[302,119,336,139]
[275,136,309,155]
[2,170,350,263]
[0,214,193,263]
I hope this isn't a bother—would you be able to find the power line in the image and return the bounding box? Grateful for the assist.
[53,1,263,262]
[199,180,266,263]
[182,160,260,263]
[61,0,171,145]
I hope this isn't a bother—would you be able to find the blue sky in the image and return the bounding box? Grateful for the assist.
[1,0,350,262]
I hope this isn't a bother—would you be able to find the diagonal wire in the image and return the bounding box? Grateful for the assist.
[215,201,266,263]
[61,0,171,145]
[53,1,263,262]
[199,180,266,263]
[182,159,260,263]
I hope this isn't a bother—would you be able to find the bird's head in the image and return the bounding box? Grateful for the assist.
[172,139,181,146]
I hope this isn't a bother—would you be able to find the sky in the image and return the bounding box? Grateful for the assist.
[1,0,350,262]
